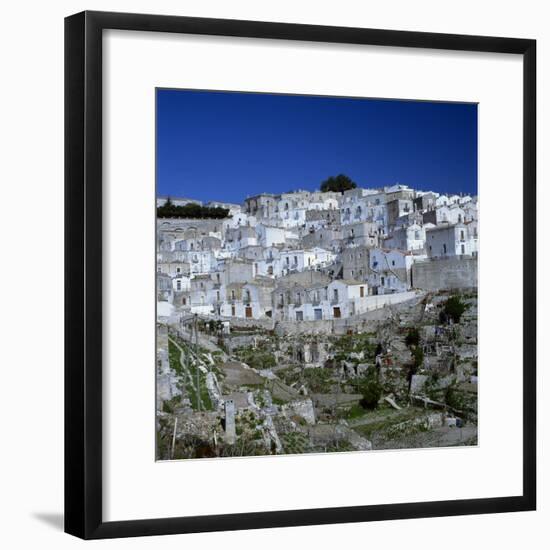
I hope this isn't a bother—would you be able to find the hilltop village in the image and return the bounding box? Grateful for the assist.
[156,182,478,459]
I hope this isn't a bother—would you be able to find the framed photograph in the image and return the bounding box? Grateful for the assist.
[65,11,536,539]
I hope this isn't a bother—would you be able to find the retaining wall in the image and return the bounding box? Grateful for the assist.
[412,257,477,291]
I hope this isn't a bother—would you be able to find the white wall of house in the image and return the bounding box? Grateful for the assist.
[426,224,475,258]
[385,223,426,251]
[436,205,466,225]
[172,275,191,292]
[225,212,256,228]
[256,224,287,247]
[369,248,415,293]
[220,300,263,319]
[186,250,217,275]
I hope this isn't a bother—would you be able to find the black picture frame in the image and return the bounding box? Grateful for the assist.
[65,10,536,540]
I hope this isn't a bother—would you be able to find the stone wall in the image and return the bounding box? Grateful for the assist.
[227,317,276,331]
[157,217,226,234]
[412,257,477,291]
[274,319,334,336]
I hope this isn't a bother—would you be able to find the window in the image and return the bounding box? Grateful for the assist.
[216,290,220,301]
[176,267,181,273]
[231,290,235,300]
[381,276,385,286]
[286,256,290,265]
[245,290,251,302]
[333,289,339,301]
[460,230,465,241]
[296,311,303,321]
[461,244,465,254]
[443,243,447,254]
[392,260,395,266]
[176,280,181,291]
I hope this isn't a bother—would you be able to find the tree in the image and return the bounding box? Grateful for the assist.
[320,174,357,193]
[358,373,383,410]
[413,345,424,368]
[443,295,468,324]
[157,202,230,219]
[405,327,420,348]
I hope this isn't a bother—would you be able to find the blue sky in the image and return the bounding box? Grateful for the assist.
[156,89,477,203]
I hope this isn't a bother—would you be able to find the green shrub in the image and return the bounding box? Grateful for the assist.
[405,328,420,348]
[443,295,468,323]
[358,375,383,410]
[413,346,424,368]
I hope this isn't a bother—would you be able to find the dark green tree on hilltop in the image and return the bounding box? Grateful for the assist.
[320,174,357,193]
[157,200,230,219]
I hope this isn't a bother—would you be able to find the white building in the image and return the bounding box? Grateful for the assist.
[278,248,336,276]
[368,248,419,294]
[384,222,426,251]
[426,223,476,258]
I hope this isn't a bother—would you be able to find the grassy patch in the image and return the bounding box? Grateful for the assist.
[168,337,213,411]
[346,403,368,420]
[332,333,378,363]
[281,431,311,455]
[234,345,276,370]
[351,406,420,440]
[278,366,334,393]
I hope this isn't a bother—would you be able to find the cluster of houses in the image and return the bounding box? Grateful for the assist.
[157,184,478,322]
